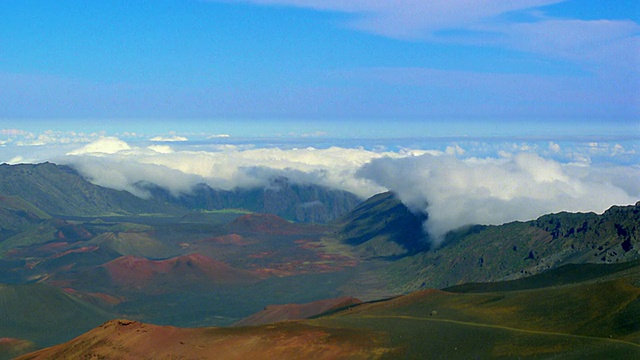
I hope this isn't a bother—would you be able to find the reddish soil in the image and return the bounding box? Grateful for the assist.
[198,233,250,245]
[103,254,259,291]
[63,288,125,306]
[50,245,100,259]
[232,296,362,327]
[17,319,395,360]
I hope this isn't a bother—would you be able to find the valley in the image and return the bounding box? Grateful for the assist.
[0,162,638,359]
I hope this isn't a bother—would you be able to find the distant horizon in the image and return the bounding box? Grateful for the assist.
[1,1,638,237]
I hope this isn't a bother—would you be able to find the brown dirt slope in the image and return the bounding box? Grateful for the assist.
[232,296,362,327]
[17,319,396,360]
[104,253,259,292]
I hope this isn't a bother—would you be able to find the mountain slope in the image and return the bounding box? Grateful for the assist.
[18,262,640,359]
[0,283,116,348]
[92,254,259,294]
[140,176,362,223]
[232,296,362,327]
[345,200,640,293]
[336,191,429,258]
[0,163,179,216]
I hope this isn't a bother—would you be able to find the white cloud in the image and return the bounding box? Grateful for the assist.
[8,156,24,164]
[357,152,639,243]
[147,145,174,154]
[9,135,637,246]
[548,141,561,153]
[67,137,132,155]
[65,138,394,198]
[1,129,29,136]
[150,135,189,142]
[207,134,231,139]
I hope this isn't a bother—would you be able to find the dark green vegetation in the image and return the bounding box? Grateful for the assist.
[312,270,640,359]
[1,162,639,358]
[375,200,640,294]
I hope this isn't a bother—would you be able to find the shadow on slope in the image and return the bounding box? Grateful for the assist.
[336,192,429,258]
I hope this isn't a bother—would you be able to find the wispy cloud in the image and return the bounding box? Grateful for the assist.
[226,1,639,75]
[150,136,189,142]
[227,1,562,37]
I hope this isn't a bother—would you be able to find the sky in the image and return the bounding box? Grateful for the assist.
[0,0,638,122]
[0,1,639,241]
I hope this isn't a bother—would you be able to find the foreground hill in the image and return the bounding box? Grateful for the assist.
[18,261,640,359]
[232,296,362,327]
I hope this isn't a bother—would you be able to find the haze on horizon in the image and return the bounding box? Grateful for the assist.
[0,0,638,240]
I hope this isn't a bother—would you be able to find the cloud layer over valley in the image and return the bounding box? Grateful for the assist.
[60,137,640,242]
[2,133,638,244]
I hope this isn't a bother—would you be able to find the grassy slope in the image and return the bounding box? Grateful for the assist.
[0,195,51,220]
[17,262,640,359]
[0,162,181,217]
[310,262,640,358]
[0,283,116,347]
[374,202,640,293]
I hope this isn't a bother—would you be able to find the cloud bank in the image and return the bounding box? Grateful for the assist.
[357,153,639,243]
[8,135,638,245]
[65,137,394,199]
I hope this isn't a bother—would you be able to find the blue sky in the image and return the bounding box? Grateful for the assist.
[0,0,638,134]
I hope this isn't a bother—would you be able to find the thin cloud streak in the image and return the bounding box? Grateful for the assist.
[226,1,563,37]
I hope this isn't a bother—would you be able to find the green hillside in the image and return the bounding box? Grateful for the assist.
[0,163,181,217]
[339,199,640,294]
[0,283,116,348]
[309,262,640,358]
[0,195,51,220]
